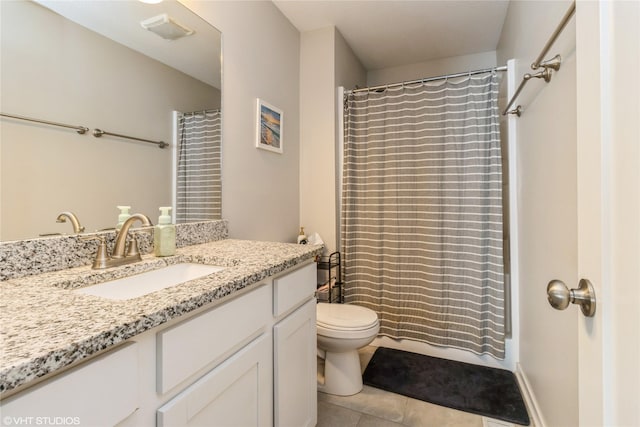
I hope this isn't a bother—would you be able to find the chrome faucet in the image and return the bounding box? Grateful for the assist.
[82,213,152,269]
[56,211,85,233]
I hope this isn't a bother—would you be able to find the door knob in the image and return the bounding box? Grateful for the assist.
[546,278,596,317]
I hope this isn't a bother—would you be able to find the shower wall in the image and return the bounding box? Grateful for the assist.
[367,50,498,87]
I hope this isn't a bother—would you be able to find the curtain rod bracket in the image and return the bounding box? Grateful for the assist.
[507,105,523,117]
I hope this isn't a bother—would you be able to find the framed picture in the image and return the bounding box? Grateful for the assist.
[256,98,283,154]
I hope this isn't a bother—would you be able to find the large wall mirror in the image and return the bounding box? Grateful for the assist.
[0,0,222,242]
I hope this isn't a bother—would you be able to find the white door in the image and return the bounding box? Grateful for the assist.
[575,1,639,426]
[518,1,639,425]
[508,2,579,423]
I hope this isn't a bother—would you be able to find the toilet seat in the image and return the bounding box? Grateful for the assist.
[317,303,379,339]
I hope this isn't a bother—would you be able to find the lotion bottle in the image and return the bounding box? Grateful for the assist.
[154,207,176,257]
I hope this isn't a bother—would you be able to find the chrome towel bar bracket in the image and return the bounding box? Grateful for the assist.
[531,2,576,70]
[538,54,562,71]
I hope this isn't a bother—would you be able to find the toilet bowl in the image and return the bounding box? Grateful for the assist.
[316,303,380,396]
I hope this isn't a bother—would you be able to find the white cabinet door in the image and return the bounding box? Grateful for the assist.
[0,343,139,427]
[157,333,272,427]
[273,298,317,427]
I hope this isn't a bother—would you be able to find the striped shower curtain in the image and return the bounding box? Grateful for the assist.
[342,72,505,358]
[176,110,222,223]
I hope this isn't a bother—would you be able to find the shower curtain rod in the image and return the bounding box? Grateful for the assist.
[348,65,507,94]
[181,108,220,116]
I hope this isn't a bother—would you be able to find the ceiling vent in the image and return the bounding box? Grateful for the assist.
[140,14,194,41]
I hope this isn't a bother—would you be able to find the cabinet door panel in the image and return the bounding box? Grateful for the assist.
[274,298,317,427]
[0,343,138,427]
[157,333,272,427]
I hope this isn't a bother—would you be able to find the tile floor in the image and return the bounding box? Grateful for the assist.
[316,346,522,427]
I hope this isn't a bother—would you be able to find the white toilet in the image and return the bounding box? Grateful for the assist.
[316,303,380,396]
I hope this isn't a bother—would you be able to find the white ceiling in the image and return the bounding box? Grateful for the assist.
[35,0,221,88]
[273,0,510,71]
[34,1,509,87]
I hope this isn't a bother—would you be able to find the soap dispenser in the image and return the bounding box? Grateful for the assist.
[154,207,176,257]
[116,206,131,230]
[297,227,308,244]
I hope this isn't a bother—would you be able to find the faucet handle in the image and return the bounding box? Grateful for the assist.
[126,235,142,258]
[80,235,110,269]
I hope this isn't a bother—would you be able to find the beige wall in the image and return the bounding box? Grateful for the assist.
[181,1,301,243]
[367,50,497,87]
[497,1,578,426]
[335,31,367,90]
[0,1,219,241]
[299,27,366,254]
[300,28,337,253]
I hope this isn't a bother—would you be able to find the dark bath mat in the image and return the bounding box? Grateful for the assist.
[362,347,530,425]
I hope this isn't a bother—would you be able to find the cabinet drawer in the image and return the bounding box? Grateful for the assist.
[0,343,138,427]
[157,283,271,394]
[273,262,316,317]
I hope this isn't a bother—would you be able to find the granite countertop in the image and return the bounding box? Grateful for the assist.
[0,239,323,396]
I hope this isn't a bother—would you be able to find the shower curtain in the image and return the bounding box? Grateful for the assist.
[342,72,505,358]
[175,110,222,223]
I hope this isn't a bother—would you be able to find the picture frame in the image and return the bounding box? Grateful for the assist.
[256,98,283,154]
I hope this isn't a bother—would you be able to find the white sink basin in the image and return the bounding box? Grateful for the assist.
[74,263,225,300]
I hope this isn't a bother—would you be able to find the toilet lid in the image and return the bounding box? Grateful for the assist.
[317,303,379,331]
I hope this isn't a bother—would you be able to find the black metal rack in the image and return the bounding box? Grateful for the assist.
[315,251,342,303]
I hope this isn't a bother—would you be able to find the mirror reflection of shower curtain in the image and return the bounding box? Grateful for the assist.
[342,72,505,359]
[175,110,221,223]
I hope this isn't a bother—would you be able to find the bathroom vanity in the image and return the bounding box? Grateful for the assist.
[0,231,321,427]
